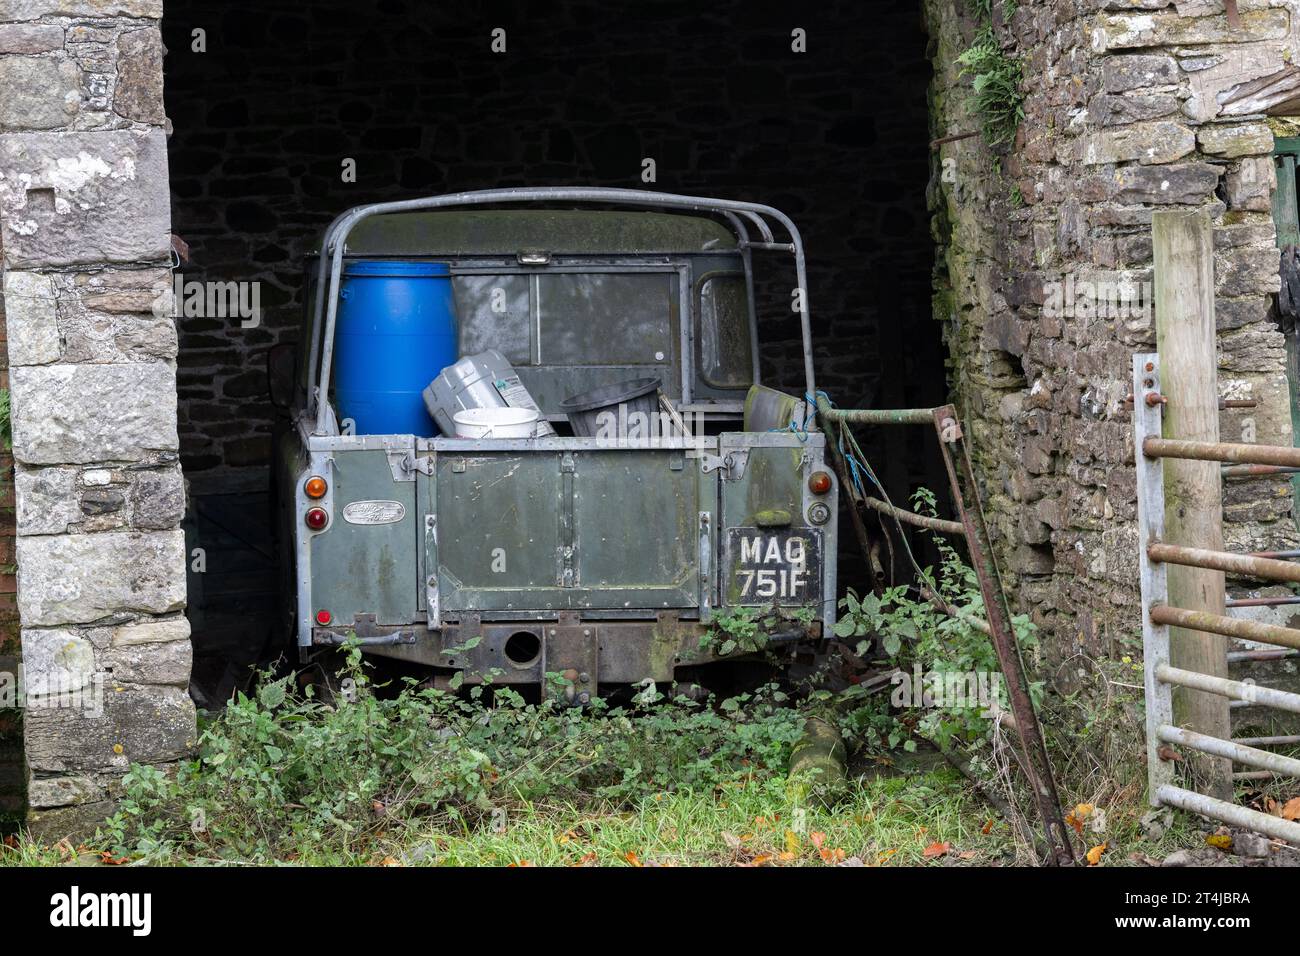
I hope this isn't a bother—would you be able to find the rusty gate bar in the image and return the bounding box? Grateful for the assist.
[1144,436,1300,468]
[1148,604,1300,651]
[862,496,965,535]
[1157,785,1300,844]
[931,404,1076,865]
[1226,595,1300,607]
[1221,463,1300,477]
[1148,542,1300,584]
[816,403,937,426]
[1157,725,1300,776]
[1156,663,1300,714]
[1228,648,1299,662]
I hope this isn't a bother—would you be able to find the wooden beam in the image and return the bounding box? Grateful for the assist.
[1152,209,1232,800]
[1219,64,1300,117]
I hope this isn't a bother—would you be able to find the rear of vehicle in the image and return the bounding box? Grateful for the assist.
[278,194,836,696]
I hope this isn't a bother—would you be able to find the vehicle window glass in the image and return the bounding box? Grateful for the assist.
[452,274,531,364]
[537,273,673,366]
[697,273,751,388]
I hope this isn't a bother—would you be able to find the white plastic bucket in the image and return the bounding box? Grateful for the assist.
[452,406,540,439]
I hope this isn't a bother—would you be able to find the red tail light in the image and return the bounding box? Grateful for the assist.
[808,471,832,495]
[305,507,328,530]
[316,609,332,625]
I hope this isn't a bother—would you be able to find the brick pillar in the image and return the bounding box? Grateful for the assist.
[0,0,192,838]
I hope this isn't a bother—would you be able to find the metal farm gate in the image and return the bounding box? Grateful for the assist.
[1134,352,1300,844]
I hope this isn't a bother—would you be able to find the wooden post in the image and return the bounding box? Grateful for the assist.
[1153,209,1232,800]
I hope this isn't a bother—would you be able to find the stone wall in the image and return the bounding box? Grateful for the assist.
[0,0,193,836]
[0,274,21,829]
[926,0,1300,660]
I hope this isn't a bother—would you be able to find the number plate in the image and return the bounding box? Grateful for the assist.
[725,528,823,605]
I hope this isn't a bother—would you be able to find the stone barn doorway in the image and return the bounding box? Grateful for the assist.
[160,0,950,703]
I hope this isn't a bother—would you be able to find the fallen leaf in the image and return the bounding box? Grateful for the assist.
[922,841,952,859]
[819,846,846,864]
[1086,843,1108,866]
[750,854,773,866]
[98,850,128,866]
[1282,797,1300,822]
[777,851,797,862]
[624,851,642,867]
[877,848,898,865]
[809,830,827,850]
[1065,803,1094,838]
[981,819,995,835]
[507,860,533,867]
[958,850,977,860]
[784,830,800,854]
[379,855,402,867]
[572,852,597,867]
[1205,833,1233,851]
[722,831,743,849]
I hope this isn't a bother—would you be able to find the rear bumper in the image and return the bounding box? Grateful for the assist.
[309,612,821,687]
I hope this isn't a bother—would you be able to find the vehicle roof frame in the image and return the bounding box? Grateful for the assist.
[307,187,814,435]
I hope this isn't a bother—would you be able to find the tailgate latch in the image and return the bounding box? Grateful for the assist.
[698,449,749,479]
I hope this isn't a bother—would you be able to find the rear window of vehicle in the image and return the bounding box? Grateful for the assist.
[453,271,675,367]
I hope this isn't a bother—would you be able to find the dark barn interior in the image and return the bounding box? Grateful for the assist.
[160,0,946,692]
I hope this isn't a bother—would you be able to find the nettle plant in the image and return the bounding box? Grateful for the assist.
[101,643,806,863]
[833,489,1042,751]
[698,604,817,658]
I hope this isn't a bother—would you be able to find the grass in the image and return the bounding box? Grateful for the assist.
[2,767,1017,868]
[383,771,1008,867]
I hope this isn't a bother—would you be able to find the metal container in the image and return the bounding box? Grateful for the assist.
[334,259,457,436]
[560,377,661,438]
[423,349,555,439]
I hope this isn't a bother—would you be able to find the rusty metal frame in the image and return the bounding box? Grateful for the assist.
[1133,351,1300,846]
[814,395,1077,866]
[930,405,1077,866]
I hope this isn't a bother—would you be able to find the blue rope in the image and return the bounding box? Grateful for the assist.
[763,389,828,442]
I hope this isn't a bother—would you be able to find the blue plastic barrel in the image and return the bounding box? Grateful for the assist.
[334,260,458,436]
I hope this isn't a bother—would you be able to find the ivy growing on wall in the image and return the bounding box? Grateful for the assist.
[957,0,1024,148]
